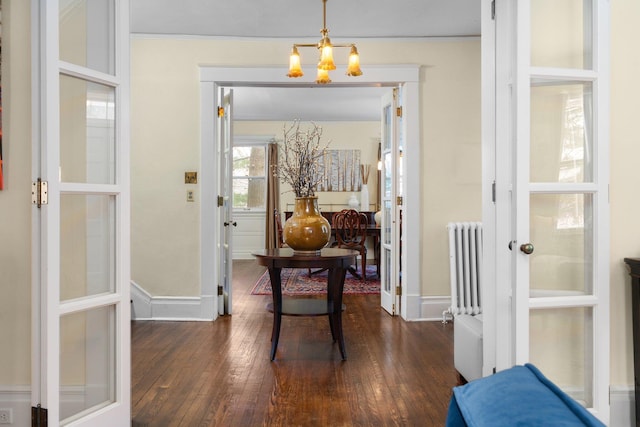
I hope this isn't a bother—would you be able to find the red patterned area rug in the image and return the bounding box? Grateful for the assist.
[250,266,380,296]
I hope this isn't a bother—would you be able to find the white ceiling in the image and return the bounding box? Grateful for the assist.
[130,0,481,121]
[229,86,391,122]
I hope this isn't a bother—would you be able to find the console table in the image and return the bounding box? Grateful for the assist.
[624,257,640,427]
[253,248,358,361]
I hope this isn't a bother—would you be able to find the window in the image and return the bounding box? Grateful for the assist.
[232,144,267,210]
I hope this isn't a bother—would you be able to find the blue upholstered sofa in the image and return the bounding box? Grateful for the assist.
[446,363,605,426]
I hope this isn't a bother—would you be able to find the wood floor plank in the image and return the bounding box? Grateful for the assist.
[132,260,458,426]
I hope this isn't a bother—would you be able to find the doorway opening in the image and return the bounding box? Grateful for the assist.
[199,66,422,321]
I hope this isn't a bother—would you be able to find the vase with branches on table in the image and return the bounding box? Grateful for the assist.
[273,121,332,253]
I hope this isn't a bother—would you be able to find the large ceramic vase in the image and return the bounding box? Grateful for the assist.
[283,196,331,254]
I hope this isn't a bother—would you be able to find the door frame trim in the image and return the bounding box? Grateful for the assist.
[199,66,422,320]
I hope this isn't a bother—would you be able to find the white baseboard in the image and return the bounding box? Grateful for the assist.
[232,251,256,260]
[131,281,216,321]
[611,386,634,427]
[0,385,111,426]
[0,386,30,426]
[130,280,152,319]
[419,296,451,321]
[131,283,449,322]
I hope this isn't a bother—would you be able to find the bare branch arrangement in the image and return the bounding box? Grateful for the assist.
[360,164,371,185]
[274,121,331,197]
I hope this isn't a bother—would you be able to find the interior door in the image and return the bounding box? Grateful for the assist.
[504,0,610,422]
[380,89,401,315]
[33,0,131,425]
[218,88,234,315]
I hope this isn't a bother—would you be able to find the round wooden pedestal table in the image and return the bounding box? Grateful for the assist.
[252,248,358,361]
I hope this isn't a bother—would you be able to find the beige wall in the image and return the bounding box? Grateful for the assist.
[610,0,640,390]
[420,41,482,296]
[0,0,32,385]
[131,37,482,299]
[0,0,637,396]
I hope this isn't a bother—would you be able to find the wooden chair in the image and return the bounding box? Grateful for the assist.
[332,209,368,280]
[274,209,286,248]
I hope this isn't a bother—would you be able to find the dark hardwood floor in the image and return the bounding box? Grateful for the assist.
[132,260,457,426]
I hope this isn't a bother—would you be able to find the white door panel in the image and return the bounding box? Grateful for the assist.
[380,89,400,315]
[492,0,609,422]
[33,0,130,425]
[218,88,234,314]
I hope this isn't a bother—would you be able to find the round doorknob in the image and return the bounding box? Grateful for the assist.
[520,243,534,255]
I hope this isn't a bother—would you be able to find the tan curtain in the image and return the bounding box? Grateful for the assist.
[265,142,280,249]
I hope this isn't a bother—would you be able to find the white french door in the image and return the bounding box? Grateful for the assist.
[494,0,610,422]
[218,88,234,315]
[380,89,401,315]
[33,0,130,425]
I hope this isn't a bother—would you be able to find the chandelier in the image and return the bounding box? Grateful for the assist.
[287,0,362,84]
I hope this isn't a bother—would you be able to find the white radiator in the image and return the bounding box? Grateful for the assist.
[444,222,483,322]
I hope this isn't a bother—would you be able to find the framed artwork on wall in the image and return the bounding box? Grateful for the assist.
[316,149,361,192]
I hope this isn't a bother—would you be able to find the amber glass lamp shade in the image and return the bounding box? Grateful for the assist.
[346,45,363,76]
[287,46,304,78]
[315,68,331,84]
[317,38,336,71]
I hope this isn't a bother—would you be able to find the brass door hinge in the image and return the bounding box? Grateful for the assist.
[217,195,224,207]
[32,179,48,208]
[396,106,403,117]
[31,404,48,427]
[396,196,403,206]
[218,285,224,296]
[218,106,224,117]
[396,285,402,296]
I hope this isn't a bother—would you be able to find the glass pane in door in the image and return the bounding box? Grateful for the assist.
[383,200,391,246]
[531,0,592,69]
[60,305,116,423]
[383,153,392,198]
[383,105,392,151]
[60,194,116,301]
[60,75,116,184]
[530,82,593,183]
[529,307,593,407]
[59,0,115,75]
[383,248,391,294]
[529,193,593,297]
